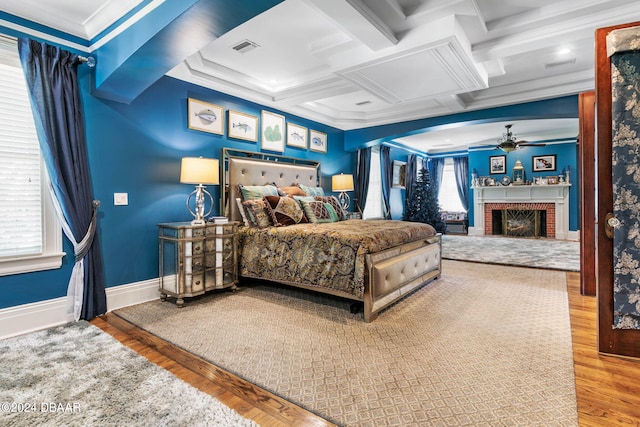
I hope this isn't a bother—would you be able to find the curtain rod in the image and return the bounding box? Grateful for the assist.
[0,34,95,67]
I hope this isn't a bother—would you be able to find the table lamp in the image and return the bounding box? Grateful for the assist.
[180,157,219,224]
[332,173,354,211]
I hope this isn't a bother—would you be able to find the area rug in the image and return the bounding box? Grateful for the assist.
[442,234,580,271]
[115,260,578,427]
[0,321,256,427]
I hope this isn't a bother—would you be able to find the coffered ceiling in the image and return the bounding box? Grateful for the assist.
[2,0,637,151]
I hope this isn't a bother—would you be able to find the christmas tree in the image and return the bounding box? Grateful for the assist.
[403,167,446,233]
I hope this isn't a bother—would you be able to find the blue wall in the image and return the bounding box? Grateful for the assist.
[0,71,350,309]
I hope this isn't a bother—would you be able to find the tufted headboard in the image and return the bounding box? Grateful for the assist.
[222,148,321,223]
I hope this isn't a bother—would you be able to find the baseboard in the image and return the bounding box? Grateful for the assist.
[467,227,483,236]
[0,278,159,340]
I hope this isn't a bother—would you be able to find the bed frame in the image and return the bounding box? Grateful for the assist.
[222,148,442,322]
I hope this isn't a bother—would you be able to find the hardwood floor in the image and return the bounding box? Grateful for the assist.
[566,272,640,426]
[94,272,640,426]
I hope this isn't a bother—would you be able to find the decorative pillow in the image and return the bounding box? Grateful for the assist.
[263,195,307,226]
[314,196,346,221]
[300,199,334,223]
[298,184,325,197]
[238,184,279,201]
[241,199,272,228]
[279,185,307,197]
[235,198,249,226]
[323,203,340,222]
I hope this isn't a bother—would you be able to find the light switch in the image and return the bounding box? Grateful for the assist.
[114,193,128,206]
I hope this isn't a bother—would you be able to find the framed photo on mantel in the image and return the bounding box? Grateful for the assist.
[489,155,506,174]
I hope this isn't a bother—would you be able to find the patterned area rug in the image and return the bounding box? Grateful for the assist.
[442,234,580,271]
[0,322,255,427]
[116,260,578,427]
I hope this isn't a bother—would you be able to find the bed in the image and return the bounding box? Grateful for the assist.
[222,148,442,322]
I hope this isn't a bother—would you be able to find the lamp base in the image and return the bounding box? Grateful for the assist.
[337,192,350,211]
[186,184,213,224]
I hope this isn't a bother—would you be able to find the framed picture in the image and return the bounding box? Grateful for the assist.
[547,176,559,184]
[489,155,506,174]
[228,110,258,142]
[532,154,556,172]
[261,111,285,152]
[309,129,327,153]
[187,98,224,135]
[392,160,406,188]
[286,123,307,149]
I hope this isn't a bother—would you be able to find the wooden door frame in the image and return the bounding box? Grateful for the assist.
[596,21,640,357]
[579,91,596,297]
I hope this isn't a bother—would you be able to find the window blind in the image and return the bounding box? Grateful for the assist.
[0,61,43,257]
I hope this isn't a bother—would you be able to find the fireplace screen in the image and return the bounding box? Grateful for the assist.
[492,209,546,238]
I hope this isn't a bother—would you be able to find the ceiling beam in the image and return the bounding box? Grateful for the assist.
[303,0,397,51]
[93,0,283,103]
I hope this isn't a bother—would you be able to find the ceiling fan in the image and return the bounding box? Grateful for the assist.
[496,124,546,152]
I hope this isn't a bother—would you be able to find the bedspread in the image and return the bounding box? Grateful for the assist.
[238,219,436,298]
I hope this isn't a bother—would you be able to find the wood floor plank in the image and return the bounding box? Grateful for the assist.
[566,272,640,426]
[93,270,640,426]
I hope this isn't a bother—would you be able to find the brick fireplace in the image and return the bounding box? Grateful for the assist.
[484,202,556,238]
[470,184,570,240]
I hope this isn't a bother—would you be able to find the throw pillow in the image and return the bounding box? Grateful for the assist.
[300,199,333,223]
[279,185,307,197]
[263,195,307,226]
[314,196,346,221]
[298,183,325,197]
[238,184,279,201]
[241,199,272,228]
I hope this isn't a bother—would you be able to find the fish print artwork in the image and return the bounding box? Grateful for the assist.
[187,98,224,135]
[286,123,307,149]
[228,110,258,142]
[233,122,252,133]
[309,129,327,153]
[290,132,304,142]
[195,109,217,124]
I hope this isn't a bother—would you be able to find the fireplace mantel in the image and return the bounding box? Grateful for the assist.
[470,184,571,239]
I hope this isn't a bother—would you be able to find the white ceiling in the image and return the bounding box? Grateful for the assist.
[2,0,636,152]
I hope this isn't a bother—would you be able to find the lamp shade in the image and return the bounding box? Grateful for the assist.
[180,157,219,185]
[332,173,354,192]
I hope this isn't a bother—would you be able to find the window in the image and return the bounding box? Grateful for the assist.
[362,146,383,219]
[0,38,63,276]
[438,157,466,212]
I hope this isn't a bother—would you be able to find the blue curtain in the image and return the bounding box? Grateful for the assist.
[18,38,106,321]
[355,147,371,213]
[380,145,392,219]
[405,154,417,203]
[427,157,445,197]
[453,156,469,211]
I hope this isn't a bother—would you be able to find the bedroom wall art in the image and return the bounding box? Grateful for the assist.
[260,110,285,152]
[309,129,327,153]
[392,160,406,188]
[228,110,258,142]
[286,123,307,149]
[489,155,506,174]
[187,98,224,135]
